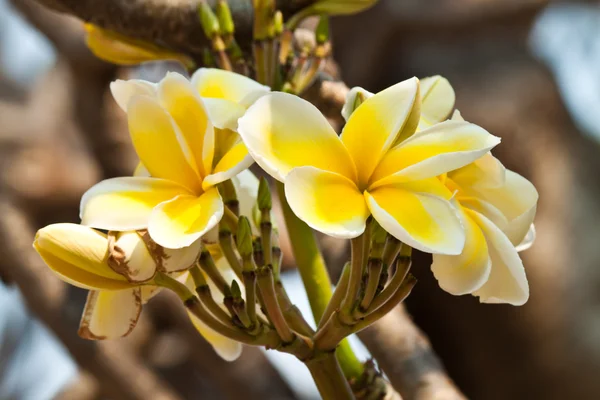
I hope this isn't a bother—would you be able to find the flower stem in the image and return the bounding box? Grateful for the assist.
[340,235,365,321]
[256,265,294,343]
[304,352,354,400]
[219,229,243,279]
[197,252,230,295]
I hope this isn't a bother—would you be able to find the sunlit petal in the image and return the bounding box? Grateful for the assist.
[365,179,465,255]
[79,288,142,339]
[238,92,356,181]
[418,75,455,128]
[148,189,224,249]
[285,166,368,239]
[128,95,201,191]
[162,239,203,272]
[431,208,491,295]
[202,98,247,131]
[186,310,242,361]
[471,211,529,305]
[112,231,156,282]
[203,141,254,189]
[34,223,131,290]
[110,79,156,112]
[157,72,215,177]
[341,77,420,187]
[449,153,506,189]
[515,224,536,252]
[341,86,373,122]
[233,169,260,223]
[191,68,270,107]
[370,120,500,187]
[80,177,189,231]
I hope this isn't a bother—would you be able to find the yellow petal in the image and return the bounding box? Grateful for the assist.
[365,179,465,255]
[80,177,189,231]
[418,76,455,128]
[157,72,214,177]
[285,166,369,238]
[341,77,421,187]
[79,288,142,339]
[191,68,270,108]
[456,196,509,231]
[186,309,242,361]
[238,92,357,182]
[202,98,247,131]
[213,128,241,166]
[341,86,373,122]
[110,79,156,112]
[470,211,529,305]
[431,208,491,295]
[112,231,156,282]
[202,141,254,190]
[34,223,131,290]
[148,188,223,249]
[370,120,500,187]
[449,153,506,189]
[133,163,150,177]
[128,95,202,191]
[459,170,538,246]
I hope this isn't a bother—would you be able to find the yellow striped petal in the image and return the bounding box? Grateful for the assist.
[157,72,214,178]
[34,223,131,290]
[418,76,455,128]
[80,177,189,231]
[369,120,500,187]
[79,288,142,339]
[285,167,369,238]
[128,95,201,192]
[148,188,223,249]
[365,179,465,255]
[470,211,529,305]
[431,208,491,295]
[110,79,156,112]
[191,68,270,108]
[341,77,420,187]
[203,141,254,189]
[238,92,357,182]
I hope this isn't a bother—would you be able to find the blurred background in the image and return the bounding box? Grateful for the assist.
[1,0,599,398]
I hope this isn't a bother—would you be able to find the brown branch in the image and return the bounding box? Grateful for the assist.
[0,198,181,400]
[358,306,465,400]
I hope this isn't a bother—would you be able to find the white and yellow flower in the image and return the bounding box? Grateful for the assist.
[81,70,268,249]
[238,77,500,255]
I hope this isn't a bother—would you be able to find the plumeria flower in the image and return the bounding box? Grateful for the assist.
[431,111,538,305]
[238,77,501,255]
[81,70,268,249]
[33,224,201,339]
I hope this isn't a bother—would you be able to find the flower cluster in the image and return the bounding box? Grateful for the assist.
[33,68,537,360]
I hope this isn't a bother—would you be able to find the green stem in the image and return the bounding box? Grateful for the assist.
[305,352,354,400]
[242,271,259,329]
[318,262,350,329]
[340,236,365,321]
[219,230,243,279]
[276,181,363,379]
[197,253,229,295]
[256,265,294,343]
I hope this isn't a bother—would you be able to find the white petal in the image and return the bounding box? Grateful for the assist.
[79,288,142,339]
[341,86,374,121]
[110,79,156,112]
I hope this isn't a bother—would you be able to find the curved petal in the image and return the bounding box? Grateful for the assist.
[341,77,420,187]
[128,95,201,191]
[112,231,156,282]
[461,170,538,246]
[341,86,373,122]
[233,169,260,222]
[237,92,357,182]
[284,166,368,239]
[186,309,243,361]
[202,141,254,189]
[470,211,529,305]
[516,224,536,252]
[365,179,465,255]
[456,196,509,231]
[80,177,189,231]
[191,68,270,107]
[148,188,224,249]
[431,208,491,295]
[162,239,203,272]
[370,120,500,187]
[213,128,240,166]
[78,288,142,339]
[449,153,506,189]
[34,223,131,290]
[418,76,455,128]
[133,163,150,177]
[202,98,247,131]
[110,79,156,112]
[157,72,215,177]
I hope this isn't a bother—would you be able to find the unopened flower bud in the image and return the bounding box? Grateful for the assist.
[236,216,253,258]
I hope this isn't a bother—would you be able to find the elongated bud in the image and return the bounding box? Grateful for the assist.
[236,216,253,257]
[231,279,243,298]
[216,0,235,36]
[316,16,329,45]
[257,177,272,211]
[273,11,283,36]
[199,3,221,39]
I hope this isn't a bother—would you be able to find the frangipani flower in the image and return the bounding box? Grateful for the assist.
[238,77,500,254]
[81,71,267,249]
[33,223,201,339]
[431,111,538,305]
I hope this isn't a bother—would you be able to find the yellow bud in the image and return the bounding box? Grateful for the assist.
[84,24,194,68]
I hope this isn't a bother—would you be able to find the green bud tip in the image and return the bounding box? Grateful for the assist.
[257,177,272,210]
[316,16,330,45]
[216,0,235,36]
[352,91,366,113]
[198,3,220,39]
[231,279,242,298]
[236,216,253,257]
[273,11,283,36]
